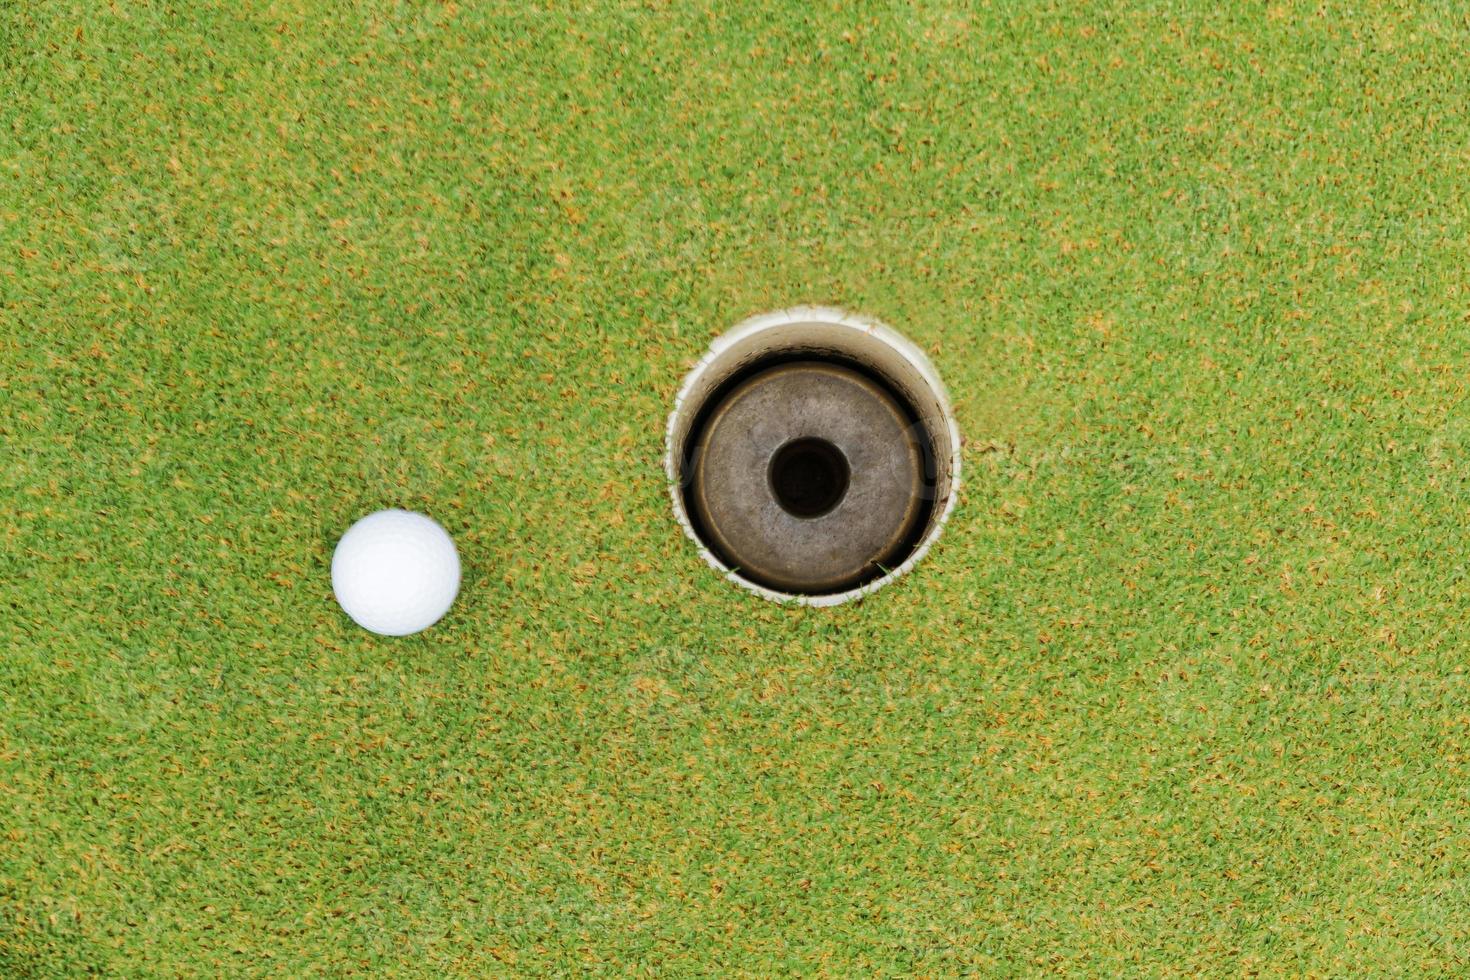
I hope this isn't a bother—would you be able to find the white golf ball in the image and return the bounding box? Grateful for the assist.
[331,509,461,636]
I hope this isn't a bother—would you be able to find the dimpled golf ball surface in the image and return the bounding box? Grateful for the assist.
[331,510,461,636]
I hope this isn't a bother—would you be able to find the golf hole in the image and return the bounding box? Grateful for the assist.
[666,307,961,605]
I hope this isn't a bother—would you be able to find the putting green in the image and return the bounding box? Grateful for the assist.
[5,1,1470,973]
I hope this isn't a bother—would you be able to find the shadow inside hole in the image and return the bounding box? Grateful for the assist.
[768,437,850,518]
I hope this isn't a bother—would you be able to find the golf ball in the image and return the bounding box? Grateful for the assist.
[331,509,461,636]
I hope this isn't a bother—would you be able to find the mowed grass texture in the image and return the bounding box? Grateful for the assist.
[4,0,1470,973]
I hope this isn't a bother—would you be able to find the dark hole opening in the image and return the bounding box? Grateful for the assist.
[768,438,850,518]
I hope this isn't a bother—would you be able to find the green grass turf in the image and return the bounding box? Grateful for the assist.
[5,0,1470,973]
